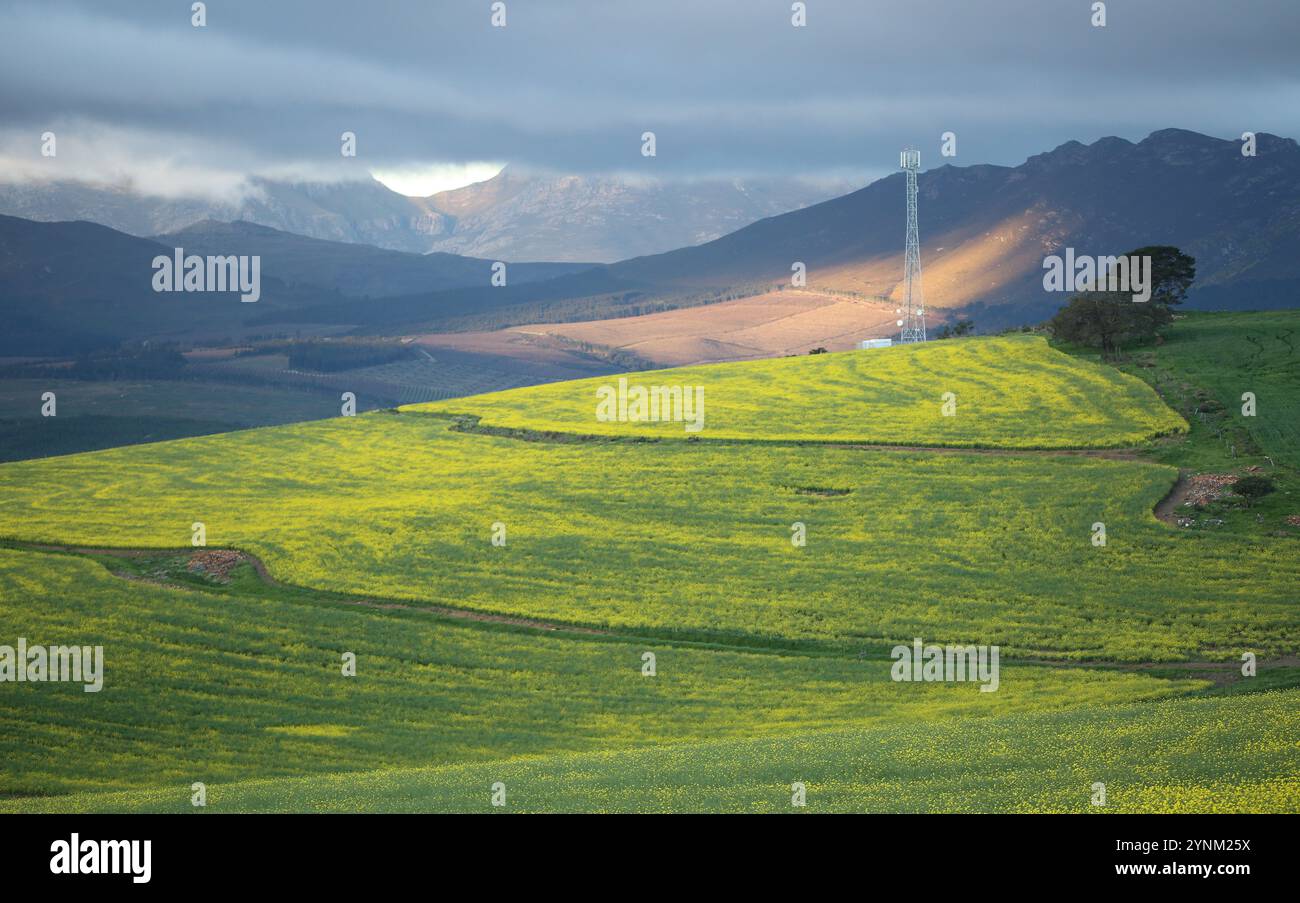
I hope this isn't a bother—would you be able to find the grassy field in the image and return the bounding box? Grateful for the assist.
[0,548,1208,803]
[10,686,1296,814]
[1063,311,1299,467]
[1140,311,1299,467]
[0,415,1295,659]
[409,335,1186,448]
[0,324,1295,813]
[1059,310,1300,539]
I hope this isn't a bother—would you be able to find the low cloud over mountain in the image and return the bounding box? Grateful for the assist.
[0,170,851,263]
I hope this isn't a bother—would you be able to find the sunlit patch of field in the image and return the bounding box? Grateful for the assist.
[500,290,899,366]
[409,335,1186,447]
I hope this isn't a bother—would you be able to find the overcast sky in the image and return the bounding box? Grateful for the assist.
[1,0,1296,198]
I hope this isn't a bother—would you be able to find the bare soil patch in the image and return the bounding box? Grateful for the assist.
[187,549,245,582]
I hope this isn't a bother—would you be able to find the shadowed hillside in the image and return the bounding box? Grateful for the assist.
[607,129,1300,324]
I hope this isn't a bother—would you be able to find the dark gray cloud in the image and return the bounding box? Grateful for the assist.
[1,0,1296,192]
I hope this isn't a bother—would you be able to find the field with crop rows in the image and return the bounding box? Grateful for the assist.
[18,689,1296,814]
[410,335,1187,448]
[0,548,1211,804]
[1,325,1295,813]
[1,415,1296,659]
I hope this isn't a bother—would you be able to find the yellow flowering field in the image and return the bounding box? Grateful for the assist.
[14,684,1296,814]
[0,548,1203,805]
[0,414,1293,660]
[409,335,1186,448]
[1,332,1294,813]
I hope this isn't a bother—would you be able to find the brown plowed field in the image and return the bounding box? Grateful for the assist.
[416,290,901,369]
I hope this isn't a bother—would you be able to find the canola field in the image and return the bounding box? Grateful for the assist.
[0,414,1294,659]
[409,335,1186,447]
[1,328,1295,813]
[0,548,1205,803]
[16,689,1297,814]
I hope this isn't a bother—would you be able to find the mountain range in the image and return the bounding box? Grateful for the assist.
[415,168,856,262]
[604,128,1300,322]
[3,128,1297,357]
[155,220,590,298]
[285,128,1300,335]
[0,215,589,355]
[0,169,852,264]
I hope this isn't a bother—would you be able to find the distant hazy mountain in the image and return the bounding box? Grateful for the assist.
[0,214,590,355]
[0,214,334,355]
[0,177,447,254]
[604,129,1300,323]
[155,220,592,298]
[0,170,851,263]
[417,168,856,262]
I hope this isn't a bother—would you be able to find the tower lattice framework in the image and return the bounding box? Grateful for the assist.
[898,147,927,343]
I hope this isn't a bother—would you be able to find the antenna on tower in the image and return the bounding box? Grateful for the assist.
[898,147,927,343]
